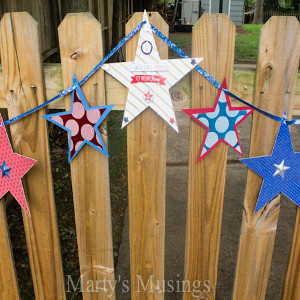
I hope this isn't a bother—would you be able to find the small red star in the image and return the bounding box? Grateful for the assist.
[144,91,153,103]
[170,118,175,124]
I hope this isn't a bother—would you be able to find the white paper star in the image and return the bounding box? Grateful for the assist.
[102,10,203,132]
[273,159,290,179]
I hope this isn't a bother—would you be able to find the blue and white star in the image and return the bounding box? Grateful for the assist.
[240,113,300,213]
[183,79,254,162]
[0,160,11,178]
[273,160,290,178]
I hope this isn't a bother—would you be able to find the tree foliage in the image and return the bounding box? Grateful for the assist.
[245,0,299,11]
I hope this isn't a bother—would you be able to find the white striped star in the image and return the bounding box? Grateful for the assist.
[101,10,203,132]
[273,159,290,179]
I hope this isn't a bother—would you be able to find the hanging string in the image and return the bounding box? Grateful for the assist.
[150,23,300,125]
[1,19,299,126]
[1,20,146,127]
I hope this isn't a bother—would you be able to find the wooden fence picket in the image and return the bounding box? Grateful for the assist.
[0,201,20,299]
[233,17,300,300]
[58,12,115,299]
[0,12,65,299]
[183,14,235,299]
[126,12,168,299]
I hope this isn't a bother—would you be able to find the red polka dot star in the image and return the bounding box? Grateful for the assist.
[43,75,114,163]
[0,114,36,215]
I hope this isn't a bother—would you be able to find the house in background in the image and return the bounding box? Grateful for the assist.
[180,0,244,27]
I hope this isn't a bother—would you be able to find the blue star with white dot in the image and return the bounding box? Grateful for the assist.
[240,112,300,213]
[0,161,11,178]
[124,117,129,123]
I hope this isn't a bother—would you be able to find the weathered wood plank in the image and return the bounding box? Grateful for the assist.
[0,201,20,299]
[183,14,235,299]
[282,208,300,300]
[126,12,168,299]
[58,12,115,299]
[0,66,299,113]
[0,12,65,299]
[233,17,300,300]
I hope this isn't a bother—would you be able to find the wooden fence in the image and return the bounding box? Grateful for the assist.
[0,11,299,300]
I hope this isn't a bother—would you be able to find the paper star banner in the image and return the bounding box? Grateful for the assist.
[183,79,254,162]
[43,75,114,163]
[0,115,36,215]
[101,10,203,132]
[240,113,300,213]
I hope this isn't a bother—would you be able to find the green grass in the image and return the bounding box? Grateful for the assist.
[235,24,263,62]
[169,32,192,58]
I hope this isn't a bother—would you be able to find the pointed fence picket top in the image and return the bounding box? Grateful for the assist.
[126,12,168,299]
[58,12,115,299]
[0,12,65,299]
[183,14,235,299]
[233,17,300,300]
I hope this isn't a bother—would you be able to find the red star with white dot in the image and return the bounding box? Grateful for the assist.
[170,118,175,124]
[144,91,153,103]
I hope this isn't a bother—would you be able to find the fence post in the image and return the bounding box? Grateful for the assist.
[0,12,65,299]
[233,17,300,299]
[0,201,20,299]
[58,12,115,299]
[126,12,168,299]
[183,14,235,299]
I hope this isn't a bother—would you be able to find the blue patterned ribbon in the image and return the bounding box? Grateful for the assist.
[1,21,146,127]
[150,23,300,125]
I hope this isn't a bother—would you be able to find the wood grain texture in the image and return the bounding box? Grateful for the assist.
[233,17,300,300]
[126,12,168,300]
[183,14,235,300]
[0,66,299,112]
[58,13,115,299]
[282,208,300,299]
[0,12,65,299]
[0,201,20,299]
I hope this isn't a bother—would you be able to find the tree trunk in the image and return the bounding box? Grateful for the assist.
[253,0,264,24]
[111,0,120,51]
